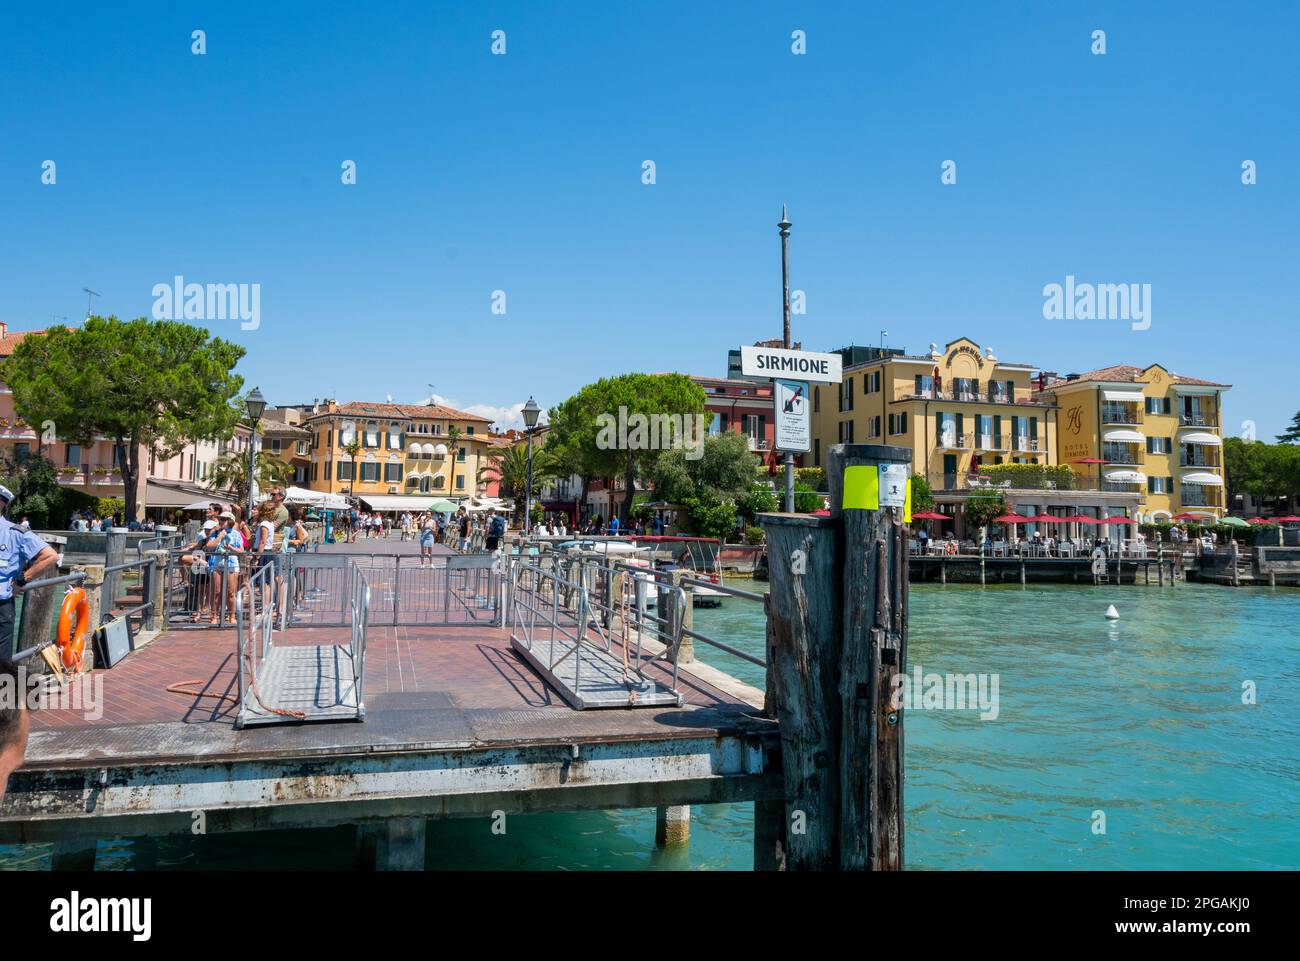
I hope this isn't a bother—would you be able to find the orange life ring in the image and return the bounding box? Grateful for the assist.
[56,586,90,671]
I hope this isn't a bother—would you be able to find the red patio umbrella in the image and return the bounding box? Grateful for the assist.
[1098,516,1134,525]
[1025,514,1061,523]
[1060,514,1099,524]
[1247,517,1272,525]
[1171,512,1213,521]
[912,511,950,521]
[992,513,1032,524]
[1274,515,1300,523]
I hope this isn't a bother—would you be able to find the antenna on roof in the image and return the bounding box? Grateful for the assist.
[427,384,436,405]
[81,287,100,320]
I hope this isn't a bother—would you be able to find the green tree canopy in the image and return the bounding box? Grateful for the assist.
[546,373,706,523]
[963,489,1007,531]
[2,316,245,521]
[649,429,756,505]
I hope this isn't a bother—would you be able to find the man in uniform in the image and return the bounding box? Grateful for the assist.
[0,485,61,661]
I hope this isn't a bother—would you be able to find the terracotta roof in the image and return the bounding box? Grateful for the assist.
[257,417,310,437]
[311,401,493,423]
[0,328,45,357]
[1042,365,1229,389]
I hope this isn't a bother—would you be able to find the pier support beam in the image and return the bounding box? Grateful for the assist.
[655,805,690,846]
[50,838,97,871]
[355,818,426,871]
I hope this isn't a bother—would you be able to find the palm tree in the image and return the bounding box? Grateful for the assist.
[445,425,462,497]
[207,448,292,506]
[343,438,361,492]
[481,443,559,524]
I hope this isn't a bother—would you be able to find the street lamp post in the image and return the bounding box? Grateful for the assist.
[778,205,794,513]
[522,397,541,535]
[244,387,267,522]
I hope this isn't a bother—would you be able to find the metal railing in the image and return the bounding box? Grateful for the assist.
[506,553,686,707]
[11,571,90,663]
[348,562,370,712]
[598,561,770,670]
[234,558,370,726]
[101,555,158,631]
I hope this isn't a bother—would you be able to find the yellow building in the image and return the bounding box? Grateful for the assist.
[302,400,494,504]
[810,337,1058,489]
[1038,365,1230,522]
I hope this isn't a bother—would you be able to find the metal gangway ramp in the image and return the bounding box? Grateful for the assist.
[507,556,685,709]
[234,560,370,728]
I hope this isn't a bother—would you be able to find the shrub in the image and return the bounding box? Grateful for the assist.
[795,467,827,491]
[976,463,1076,490]
[744,526,765,545]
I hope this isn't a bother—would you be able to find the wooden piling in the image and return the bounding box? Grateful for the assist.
[756,514,841,870]
[828,443,909,871]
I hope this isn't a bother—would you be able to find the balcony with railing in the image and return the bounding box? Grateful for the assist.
[1180,487,1223,508]
[937,432,970,450]
[1102,443,1142,466]
[1101,404,1143,425]
[1013,436,1041,453]
[1179,450,1221,468]
[1179,411,1218,428]
[975,433,1009,451]
[926,465,1081,493]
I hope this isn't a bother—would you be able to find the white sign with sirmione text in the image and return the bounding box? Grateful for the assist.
[740,345,842,383]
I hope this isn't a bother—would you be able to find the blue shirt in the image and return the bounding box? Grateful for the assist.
[0,517,51,601]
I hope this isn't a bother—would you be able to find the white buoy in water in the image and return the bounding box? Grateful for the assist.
[1105,604,1120,620]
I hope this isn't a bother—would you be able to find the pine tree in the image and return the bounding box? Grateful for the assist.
[1277,411,1300,444]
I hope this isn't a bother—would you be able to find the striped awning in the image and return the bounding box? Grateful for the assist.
[1104,469,1146,484]
[1181,472,1223,486]
[1181,431,1220,445]
[1101,390,1143,402]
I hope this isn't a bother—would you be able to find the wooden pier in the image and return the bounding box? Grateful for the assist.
[910,553,1180,586]
[0,603,778,868]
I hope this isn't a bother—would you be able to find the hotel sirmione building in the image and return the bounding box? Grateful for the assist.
[302,400,494,507]
[1036,365,1229,523]
[805,338,1232,537]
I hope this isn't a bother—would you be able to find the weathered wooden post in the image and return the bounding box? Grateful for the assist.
[756,513,841,870]
[828,443,910,871]
[664,569,694,663]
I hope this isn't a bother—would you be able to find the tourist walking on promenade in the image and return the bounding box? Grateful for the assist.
[485,509,506,552]
[418,512,437,568]
[400,511,412,542]
[456,507,470,553]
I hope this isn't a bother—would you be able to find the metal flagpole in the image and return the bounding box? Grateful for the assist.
[779,205,794,513]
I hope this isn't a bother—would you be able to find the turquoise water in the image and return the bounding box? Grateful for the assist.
[4,581,1298,870]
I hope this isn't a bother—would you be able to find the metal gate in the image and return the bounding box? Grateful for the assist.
[284,552,501,627]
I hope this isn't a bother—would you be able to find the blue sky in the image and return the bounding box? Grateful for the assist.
[2,1,1296,435]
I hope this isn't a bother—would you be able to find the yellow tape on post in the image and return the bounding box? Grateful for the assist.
[843,462,912,520]
[842,464,879,511]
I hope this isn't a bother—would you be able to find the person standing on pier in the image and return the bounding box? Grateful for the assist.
[456,507,470,553]
[0,485,60,662]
